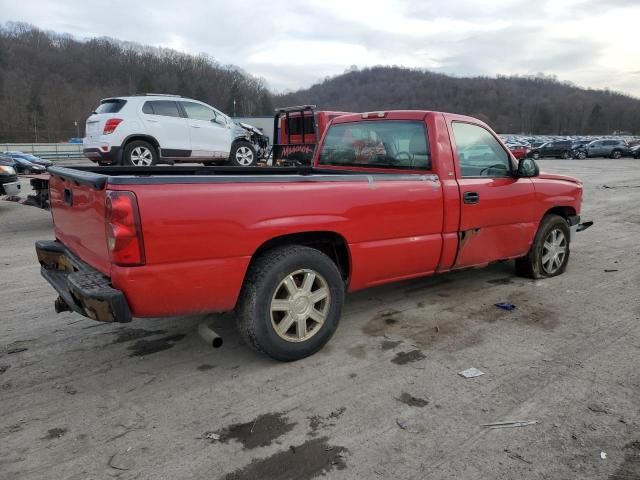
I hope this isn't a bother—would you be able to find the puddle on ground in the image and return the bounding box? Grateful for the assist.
[396,392,429,407]
[222,436,347,480]
[209,412,296,450]
[127,334,185,357]
[391,349,426,365]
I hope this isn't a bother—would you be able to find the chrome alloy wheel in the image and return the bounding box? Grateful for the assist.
[235,146,254,166]
[270,269,330,342]
[130,146,153,166]
[541,228,567,274]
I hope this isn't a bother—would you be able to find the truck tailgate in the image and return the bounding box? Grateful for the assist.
[48,174,111,275]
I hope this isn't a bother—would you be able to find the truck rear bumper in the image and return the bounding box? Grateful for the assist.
[35,240,132,323]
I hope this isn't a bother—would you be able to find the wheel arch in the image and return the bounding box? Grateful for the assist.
[543,206,577,221]
[249,231,351,282]
[122,134,160,152]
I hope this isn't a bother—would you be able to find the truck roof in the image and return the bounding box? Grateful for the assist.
[331,110,487,126]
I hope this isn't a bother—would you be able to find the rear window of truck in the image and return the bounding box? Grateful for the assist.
[95,99,127,114]
[286,115,315,136]
[318,121,430,170]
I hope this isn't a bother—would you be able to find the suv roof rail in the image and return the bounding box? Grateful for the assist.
[275,105,317,113]
[143,93,182,97]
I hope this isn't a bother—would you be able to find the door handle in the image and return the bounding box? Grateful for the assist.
[463,191,480,204]
[146,119,159,123]
[192,125,201,128]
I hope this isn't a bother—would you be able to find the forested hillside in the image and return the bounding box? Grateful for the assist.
[276,66,640,135]
[0,23,273,142]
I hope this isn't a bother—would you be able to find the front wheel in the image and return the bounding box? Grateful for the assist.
[229,141,257,167]
[236,245,345,361]
[576,151,587,159]
[515,214,571,279]
[611,150,622,159]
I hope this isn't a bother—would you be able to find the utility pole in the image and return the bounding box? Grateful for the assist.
[233,99,236,118]
[34,115,39,143]
[74,121,79,138]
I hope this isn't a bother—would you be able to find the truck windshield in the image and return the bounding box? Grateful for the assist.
[318,121,430,170]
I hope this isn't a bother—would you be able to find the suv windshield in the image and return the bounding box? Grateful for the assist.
[318,120,430,169]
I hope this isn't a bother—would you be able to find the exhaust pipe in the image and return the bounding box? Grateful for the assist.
[198,321,223,348]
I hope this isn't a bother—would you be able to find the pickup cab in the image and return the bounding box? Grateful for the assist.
[36,110,591,361]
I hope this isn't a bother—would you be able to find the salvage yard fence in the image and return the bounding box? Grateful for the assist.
[1,143,84,161]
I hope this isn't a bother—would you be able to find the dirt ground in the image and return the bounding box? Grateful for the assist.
[1,159,639,480]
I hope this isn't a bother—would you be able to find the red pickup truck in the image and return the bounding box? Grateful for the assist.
[37,110,591,361]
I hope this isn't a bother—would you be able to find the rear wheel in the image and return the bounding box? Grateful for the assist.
[515,214,571,279]
[236,245,344,361]
[576,151,587,159]
[611,150,622,159]
[124,140,157,166]
[229,141,257,167]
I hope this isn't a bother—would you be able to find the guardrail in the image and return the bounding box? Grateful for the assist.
[1,143,84,161]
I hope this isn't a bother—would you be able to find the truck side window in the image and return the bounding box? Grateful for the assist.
[452,122,511,177]
[318,121,431,170]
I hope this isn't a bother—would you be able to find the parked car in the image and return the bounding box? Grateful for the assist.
[83,94,269,167]
[1,153,46,174]
[4,152,52,169]
[528,140,574,159]
[630,144,640,159]
[573,139,630,159]
[37,110,591,361]
[0,155,21,196]
[506,143,530,159]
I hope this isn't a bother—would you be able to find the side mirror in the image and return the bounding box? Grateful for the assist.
[517,157,539,177]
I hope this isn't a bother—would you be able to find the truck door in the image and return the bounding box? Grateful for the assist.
[450,121,537,267]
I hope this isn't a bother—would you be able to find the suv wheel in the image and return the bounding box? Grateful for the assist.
[532,151,540,160]
[124,140,157,166]
[576,151,587,159]
[611,150,622,159]
[236,245,345,361]
[229,141,257,167]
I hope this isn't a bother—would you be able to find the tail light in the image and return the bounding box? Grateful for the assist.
[103,118,123,134]
[105,191,145,266]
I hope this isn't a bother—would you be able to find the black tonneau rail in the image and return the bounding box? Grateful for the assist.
[47,165,438,188]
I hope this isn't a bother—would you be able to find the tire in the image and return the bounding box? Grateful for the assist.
[123,140,157,166]
[229,141,257,167]
[236,245,345,361]
[576,151,587,160]
[561,151,570,159]
[610,150,622,159]
[532,152,540,160]
[515,214,570,279]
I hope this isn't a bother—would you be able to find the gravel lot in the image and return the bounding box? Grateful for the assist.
[1,159,639,480]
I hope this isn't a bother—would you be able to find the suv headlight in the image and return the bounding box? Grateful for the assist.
[0,165,16,176]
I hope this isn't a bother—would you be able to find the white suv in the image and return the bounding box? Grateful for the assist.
[83,94,268,166]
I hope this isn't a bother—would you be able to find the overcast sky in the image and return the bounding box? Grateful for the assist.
[1,0,639,97]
